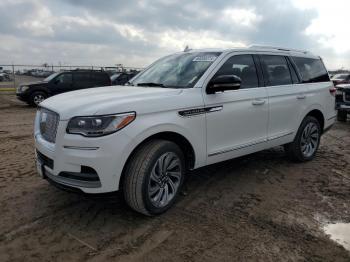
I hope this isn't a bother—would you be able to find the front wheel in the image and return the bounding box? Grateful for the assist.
[123,140,185,216]
[29,91,47,106]
[284,116,321,162]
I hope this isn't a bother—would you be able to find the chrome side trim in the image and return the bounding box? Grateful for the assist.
[208,132,294,157]
[208,138,267,157]
[267,131,294,141]
[207,106,223,113]
[178,105,223,117]
[63,146,99,150]
[327,115,337,121]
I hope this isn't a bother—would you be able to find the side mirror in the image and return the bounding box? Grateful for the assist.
[53,78,60,84]
[207,75,241,94]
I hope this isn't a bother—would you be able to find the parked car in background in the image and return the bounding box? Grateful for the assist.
[335,84,350,121]
[111,71,139,85]
[0,72,11,82]
[34,46,336,215]
[16,69,111,106]
[331,73,350,86]
[36,71,55,78]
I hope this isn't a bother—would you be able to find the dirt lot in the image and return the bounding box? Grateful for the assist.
[0,94,349,261]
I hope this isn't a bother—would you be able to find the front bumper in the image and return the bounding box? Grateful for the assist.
[16,93,29,102]
[336,103,350,111]
[34,118,131,194]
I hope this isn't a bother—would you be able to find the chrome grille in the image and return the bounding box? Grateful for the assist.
[39,108,59,143]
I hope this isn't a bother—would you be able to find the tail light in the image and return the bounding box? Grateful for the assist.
[329,86,337,96]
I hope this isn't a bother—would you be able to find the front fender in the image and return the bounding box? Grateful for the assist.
[116,112,207,185]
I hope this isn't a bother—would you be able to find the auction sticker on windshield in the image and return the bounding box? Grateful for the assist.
[193,55,218,62]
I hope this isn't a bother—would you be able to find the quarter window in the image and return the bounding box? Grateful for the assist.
[292,57,330,83]
[260,55,292,86]
[214,55,259,89]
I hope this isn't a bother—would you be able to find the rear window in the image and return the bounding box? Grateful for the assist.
[291,57,330,83]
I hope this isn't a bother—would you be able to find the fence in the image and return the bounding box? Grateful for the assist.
[0,64,143,90]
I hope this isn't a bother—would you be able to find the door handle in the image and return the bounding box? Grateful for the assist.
[297,94,306,99]
[252,99,266,106]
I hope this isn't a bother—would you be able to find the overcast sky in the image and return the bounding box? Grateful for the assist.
[0,0,349,70]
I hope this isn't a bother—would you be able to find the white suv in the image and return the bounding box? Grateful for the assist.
[35,46,336,215]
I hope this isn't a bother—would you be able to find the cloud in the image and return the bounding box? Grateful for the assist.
[0,0,348,69]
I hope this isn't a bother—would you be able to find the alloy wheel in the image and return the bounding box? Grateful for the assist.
[300,122,319,158]
[148,152,182,208]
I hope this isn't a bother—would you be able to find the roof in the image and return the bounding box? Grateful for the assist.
[184,45,319,59]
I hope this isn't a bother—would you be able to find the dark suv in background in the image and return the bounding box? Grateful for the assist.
[110,71,139,85]
[16,70,111,106]
[335,84,350,122]
[331,73,350,86]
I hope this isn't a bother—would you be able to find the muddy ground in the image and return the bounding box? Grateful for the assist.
[0,94,349,261]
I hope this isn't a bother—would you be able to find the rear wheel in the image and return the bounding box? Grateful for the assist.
[123,140,185,216]
[337,110,347,122]
[284,116,321,162]
[29,91,47,106]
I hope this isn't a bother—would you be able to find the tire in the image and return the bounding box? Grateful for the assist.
[123,139,185,216]
[337,110,347,122]
[284,116,321,162]
[29,91,47,106]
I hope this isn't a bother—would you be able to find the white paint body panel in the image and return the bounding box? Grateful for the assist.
[35,48,336,193]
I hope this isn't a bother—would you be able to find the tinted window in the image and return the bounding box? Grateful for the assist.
[260,55,292,86]
[91,73,109,85]
[56,73,72,84]
[74,72,90,83]
[292,57,330,83]
[214,55,259,89]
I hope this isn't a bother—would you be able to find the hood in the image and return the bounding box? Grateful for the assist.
[40,86,183,120]
[22,80,47,87]
[336,84,350,90]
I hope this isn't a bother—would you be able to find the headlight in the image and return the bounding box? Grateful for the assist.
[66,112,136,137]
[19,86,29,93]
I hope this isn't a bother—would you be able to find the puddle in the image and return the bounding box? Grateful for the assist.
[323,223,350,251]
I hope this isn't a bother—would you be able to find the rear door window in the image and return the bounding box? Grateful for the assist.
[91,73,109,86]
[260,55,292,86]
[291,57,330,83]
[73,72,91,88]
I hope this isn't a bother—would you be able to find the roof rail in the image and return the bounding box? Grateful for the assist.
[248,45,309,54]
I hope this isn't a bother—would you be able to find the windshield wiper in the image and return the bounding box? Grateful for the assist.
[137,82,166,87]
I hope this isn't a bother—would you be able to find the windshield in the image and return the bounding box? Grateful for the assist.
[131,52,221,88]
[44,72,59,82]
[111,73,121,81]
